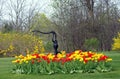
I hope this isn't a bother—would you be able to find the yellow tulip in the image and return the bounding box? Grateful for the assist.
[47,53,54,59]
[25,61,29,63]
[57,53,65,58]
[75,50,80,54]
[79,58,83,61]
[61,51,66,55]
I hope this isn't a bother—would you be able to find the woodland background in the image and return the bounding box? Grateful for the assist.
[0,0,120,54]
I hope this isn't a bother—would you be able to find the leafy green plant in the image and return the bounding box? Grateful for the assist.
[96,61,112,72]
[83,38,99,51]
[44,41,53,52]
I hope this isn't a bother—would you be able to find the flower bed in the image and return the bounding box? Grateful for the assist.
[12,50,112,74]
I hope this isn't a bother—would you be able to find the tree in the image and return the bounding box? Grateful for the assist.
[30,13,57,52]
[0,0,5,22]
[6,0,43,32]
[2,22,13,33]
[51,0,120,51]
[30,13,55,31]
[6,0,26,31]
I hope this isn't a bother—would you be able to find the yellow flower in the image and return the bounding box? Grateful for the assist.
[79,58,83,61]
[19,61,22,64]
[75,50,80,54]
[25,61,29,63]
[57,53,65,58]
[39,53,45,57]
[69,55,74,59]
[27,56,32,60]
[86,57,91,61]
[75,55,80,60]
[15,56,18,58]
[61,51,66,55]
[9,44,14,50]
[23,57,27,61]
[41,47,45,53]
[19,54,24,58]
[32,56,36,59]
[47,53,54,59]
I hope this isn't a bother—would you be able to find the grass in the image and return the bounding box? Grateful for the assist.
[0,51,120,79]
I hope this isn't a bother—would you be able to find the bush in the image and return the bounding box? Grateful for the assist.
[83,38,99,51]
[44,41,53,52]
[0,32,45,56]
[112,32,120,50]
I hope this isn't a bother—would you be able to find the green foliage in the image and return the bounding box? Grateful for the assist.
[96,61,112,72]
[2,23,13,33]
[30,13,56,48]
[0,32,44,56]
[112,32,120,50]
[12,60,112,74]
[83,38,100,51]
[30,13,55,32]
[44,41,53,52]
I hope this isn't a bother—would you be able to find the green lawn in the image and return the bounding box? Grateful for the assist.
[0,51,120,79]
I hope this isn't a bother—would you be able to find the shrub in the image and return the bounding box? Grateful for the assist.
[112,32,120,50]
[0,32,45,56]
[83,38,99,51]
[44,41,53,52]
